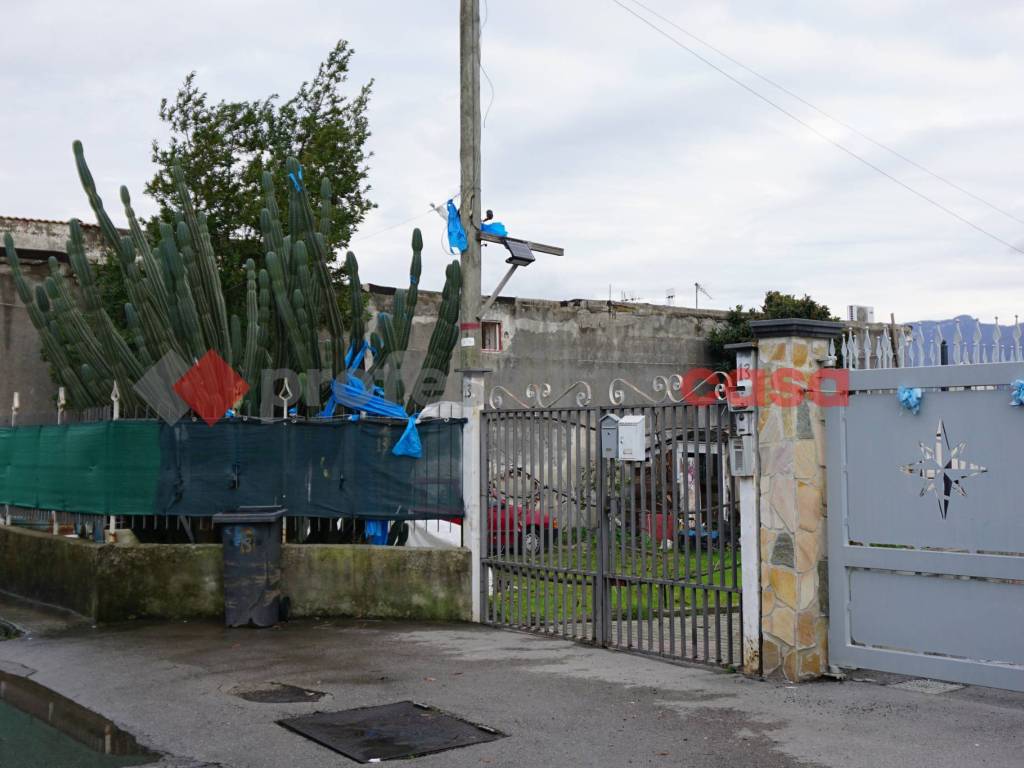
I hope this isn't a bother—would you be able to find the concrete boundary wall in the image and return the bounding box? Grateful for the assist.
[0,526,470,623]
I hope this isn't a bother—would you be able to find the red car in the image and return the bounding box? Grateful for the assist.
[488,493,557,556]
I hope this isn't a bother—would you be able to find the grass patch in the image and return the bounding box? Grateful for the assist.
[486,543,740,624]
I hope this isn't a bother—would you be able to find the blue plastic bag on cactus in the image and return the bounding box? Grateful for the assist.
[316,342,423,458]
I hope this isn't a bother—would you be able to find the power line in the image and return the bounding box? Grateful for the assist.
[627,0,1024,228]
[612,0,1024,256]
[349,208,436,244]
[481,0,496,127]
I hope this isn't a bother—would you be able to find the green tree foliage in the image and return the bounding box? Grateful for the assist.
[142,40,374,318]
[706,291,837,369]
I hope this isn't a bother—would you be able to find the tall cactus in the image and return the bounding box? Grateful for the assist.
[344,251,364,361]
[369,228,425,403]
[406,260,462,414]
[4,142,463,419]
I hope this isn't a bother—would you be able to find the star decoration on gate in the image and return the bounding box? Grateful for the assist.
[899,419,987,519]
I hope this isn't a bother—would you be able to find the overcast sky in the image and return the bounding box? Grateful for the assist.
[3,0,1024,323]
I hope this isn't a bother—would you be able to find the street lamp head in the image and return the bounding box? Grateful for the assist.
[504,239,536,267]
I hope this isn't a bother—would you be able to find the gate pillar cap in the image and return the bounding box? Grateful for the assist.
[750,318,844,340]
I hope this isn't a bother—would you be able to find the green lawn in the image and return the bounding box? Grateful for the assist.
[486,541,740,625]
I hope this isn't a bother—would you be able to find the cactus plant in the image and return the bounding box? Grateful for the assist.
[4,142,463,418]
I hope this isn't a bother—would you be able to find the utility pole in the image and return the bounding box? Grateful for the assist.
[458,0,484,623]
[459,0,482,368]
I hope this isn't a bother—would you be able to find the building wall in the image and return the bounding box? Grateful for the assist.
[367,286,729,407]
[0,218,107,424]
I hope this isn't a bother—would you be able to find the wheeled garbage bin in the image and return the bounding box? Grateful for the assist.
[212,506,286,627]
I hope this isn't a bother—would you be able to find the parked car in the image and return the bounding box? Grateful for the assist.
[488,493,557,556]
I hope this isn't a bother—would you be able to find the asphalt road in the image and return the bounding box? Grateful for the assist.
[1,595,1021,767]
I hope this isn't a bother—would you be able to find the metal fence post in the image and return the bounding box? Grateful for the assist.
[596,450,610,646]
[109,383,120,536]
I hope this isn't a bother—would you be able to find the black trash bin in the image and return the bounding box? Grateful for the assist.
[212,506,286,628]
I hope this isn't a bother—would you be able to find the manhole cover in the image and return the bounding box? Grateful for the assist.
[232,682,326,703]
[889,678,964,695]
[278,700,504,762]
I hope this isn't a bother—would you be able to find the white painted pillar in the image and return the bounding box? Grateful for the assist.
[461,369,487,622]
[732,343,762,676]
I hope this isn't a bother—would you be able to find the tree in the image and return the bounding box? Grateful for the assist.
[142,40,374,318]
[706,291,837,369]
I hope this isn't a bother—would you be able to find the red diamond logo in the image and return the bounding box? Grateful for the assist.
[173,351,249,426]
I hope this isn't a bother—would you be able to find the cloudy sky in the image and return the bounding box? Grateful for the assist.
[3,0,1024,323]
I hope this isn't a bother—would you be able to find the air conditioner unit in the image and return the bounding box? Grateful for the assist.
[847,305,874,323]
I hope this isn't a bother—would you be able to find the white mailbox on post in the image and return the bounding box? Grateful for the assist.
[600,413,620,459]
[616,414,646,461]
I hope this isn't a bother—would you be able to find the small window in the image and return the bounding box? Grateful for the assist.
[482,321,502,352]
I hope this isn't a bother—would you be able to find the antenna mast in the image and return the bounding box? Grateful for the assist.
[694,282,713,309]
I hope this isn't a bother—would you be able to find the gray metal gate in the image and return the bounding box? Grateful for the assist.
[828,327,1024,691]
[481,402,741,668]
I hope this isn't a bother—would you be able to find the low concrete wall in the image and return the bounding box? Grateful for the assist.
[95,543,223,623]
[0,526,98,616]
[283,544,471,621]
[0,526,471,623]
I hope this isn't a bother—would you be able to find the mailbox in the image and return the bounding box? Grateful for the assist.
[616,414,646,461]
[600,413,620,459]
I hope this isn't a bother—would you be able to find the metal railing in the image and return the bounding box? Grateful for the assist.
[845,317,1024,370]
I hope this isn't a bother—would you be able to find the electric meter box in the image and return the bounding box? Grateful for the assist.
[730,435,755,477]
[734,410,753,436]
[600,413,620,459]
[616,414,646,461]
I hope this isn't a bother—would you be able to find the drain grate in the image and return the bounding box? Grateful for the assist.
[278,700,504,762]
[232,682,326,703]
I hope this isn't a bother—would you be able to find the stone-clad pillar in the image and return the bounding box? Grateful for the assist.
[749,318,843,681]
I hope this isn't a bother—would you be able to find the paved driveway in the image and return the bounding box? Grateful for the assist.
[1,596,1021,767]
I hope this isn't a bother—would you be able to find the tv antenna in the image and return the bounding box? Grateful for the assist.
[694,282,713,309]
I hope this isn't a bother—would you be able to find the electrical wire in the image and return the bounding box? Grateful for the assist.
[481,64,496,129]
[481,0,495,128]
[627,0,1024,228]
[350,208,436,243]
[612,0,1024,256]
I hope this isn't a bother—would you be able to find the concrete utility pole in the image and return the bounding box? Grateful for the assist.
[459,0,482,367]
[459,0,484,623]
